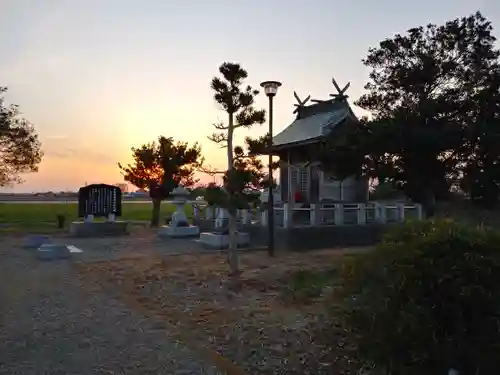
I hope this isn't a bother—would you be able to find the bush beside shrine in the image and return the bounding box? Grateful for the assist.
[332,219,500,375]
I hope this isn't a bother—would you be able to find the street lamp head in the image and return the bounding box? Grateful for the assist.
[260,80,282,97]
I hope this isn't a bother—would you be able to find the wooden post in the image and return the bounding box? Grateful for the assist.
[334,204,344,225]
[357,203,366,225]
[288,152,293,205]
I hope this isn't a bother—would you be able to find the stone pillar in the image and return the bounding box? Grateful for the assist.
[283,203,291,228]
[357,204,366,225]
[310,204,319,226]
[241,210,249,225]
[261,210,268,226]
[374,203,387,223]
[205,206,214,220]
[397,203,405,222]
[415,203,423,220]
[215,208,229,229]
[334,204,344,225]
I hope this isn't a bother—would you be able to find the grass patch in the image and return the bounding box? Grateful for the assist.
[0,202,194,232]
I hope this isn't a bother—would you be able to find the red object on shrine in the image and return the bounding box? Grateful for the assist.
[294,191,303,202]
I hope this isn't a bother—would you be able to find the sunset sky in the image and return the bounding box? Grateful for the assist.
[1,0,499,192]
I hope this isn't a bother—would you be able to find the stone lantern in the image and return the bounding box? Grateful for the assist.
[158,185,200,238]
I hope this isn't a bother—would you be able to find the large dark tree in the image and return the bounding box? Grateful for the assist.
[0,87,43,186]
[461,66,500,207]
[118,136,202,226]
[207,62,266,275]
[318,12,500,213]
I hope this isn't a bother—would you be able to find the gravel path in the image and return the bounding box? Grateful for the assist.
[0,238,223,375]
[59,226,207,263]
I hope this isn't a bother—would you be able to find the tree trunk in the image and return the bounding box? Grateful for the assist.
[226,114,240,276]
[151,198,161,227]
[227,210,239,276]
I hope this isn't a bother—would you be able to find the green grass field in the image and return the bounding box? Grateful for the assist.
[0,202,194,232]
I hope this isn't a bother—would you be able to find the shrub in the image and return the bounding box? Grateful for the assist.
[336,219,500,375]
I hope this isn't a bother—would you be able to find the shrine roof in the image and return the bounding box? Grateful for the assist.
[272,99,355,148]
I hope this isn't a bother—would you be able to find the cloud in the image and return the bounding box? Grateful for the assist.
[43,135,69,140]
[43,148,77,158]
[40,135,119,164]
[43,147,118,164]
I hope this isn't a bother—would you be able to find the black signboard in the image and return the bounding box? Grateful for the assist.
[78,184,122,218]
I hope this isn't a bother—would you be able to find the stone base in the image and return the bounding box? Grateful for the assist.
[23,235,52,249]
[69,221,129,237]
[36,244,71,261]
[158,225,200,238]
[199,232,250,249]
[244,224,385,252]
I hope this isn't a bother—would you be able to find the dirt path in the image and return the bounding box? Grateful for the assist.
[0,237,223,375]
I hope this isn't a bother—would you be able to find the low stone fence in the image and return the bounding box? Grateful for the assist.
[193,202,423,229]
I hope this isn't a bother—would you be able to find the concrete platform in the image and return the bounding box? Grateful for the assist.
[199,231,250,249]
[158,225,199,238]
[69,221,129,237]
[36,244,71,261]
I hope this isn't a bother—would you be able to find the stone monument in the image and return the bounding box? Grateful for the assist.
[158,185,199,238]
[199,207,250,249]
[69,183,128,237]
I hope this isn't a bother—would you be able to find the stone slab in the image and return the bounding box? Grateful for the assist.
[36,244,71,261]
[158,225,200,238]
[69,221,129,237]
[199,232,250,250]
[23,235,52,249]
[67,245,83,253]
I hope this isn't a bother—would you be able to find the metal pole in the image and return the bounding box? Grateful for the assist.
[268,95,275,257]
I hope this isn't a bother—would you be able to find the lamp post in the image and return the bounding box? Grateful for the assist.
[260,80,281,257]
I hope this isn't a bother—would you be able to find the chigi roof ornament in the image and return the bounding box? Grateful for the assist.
[292,91,311,114]
[311,77,351,103]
